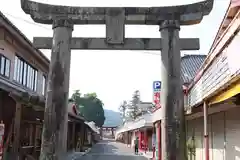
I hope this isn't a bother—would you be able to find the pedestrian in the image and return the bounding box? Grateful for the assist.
[134,137,139,155]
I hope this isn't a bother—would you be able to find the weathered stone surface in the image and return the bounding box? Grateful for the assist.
[106,8,125,44]
[33,37,200,50]
[40,19,73,160]
[52,18,74,29]
[21,0,214,25]
[159,20,186,160]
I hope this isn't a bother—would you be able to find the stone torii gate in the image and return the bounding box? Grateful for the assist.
[100,126,117,138]
[20,0,214,159]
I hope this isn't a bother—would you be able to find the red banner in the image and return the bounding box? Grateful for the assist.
[153,92,161,109]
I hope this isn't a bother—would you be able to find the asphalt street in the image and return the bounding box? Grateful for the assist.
[76,139,149,160]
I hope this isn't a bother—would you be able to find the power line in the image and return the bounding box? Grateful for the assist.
[2,11,51,31]
[2,12,161,56]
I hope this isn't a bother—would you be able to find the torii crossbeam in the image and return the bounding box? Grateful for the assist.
[20,0,214,160]
[33,37,200,50]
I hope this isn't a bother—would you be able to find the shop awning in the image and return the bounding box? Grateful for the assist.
[85,121,99,134]
[0,76,45,107]
[115,113,155,136]
[209,80,240,105]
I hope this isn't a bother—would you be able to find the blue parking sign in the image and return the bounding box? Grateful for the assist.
[153,81,161,90]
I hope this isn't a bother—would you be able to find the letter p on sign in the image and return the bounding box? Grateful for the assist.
[153,81,161,91]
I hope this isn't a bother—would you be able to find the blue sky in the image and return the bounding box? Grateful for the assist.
[0,0,230,111]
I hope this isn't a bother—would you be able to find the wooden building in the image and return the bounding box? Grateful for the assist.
[0,10,48,159]
[115,54,206,160]
[0,11,99,160]
[185,1,240,160]
[67,102,100,153]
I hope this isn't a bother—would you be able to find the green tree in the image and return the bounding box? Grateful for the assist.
[127,90,141,120]
[71,90,81,103]
[118,100,127,123]
[70,90,105,127]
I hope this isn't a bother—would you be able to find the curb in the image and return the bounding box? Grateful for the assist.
[82,147,92,156]
[68,147,92,160]
[142,152,153,160]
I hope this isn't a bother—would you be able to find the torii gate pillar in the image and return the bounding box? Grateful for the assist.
[40,19,73,159]
[159,20,184,159]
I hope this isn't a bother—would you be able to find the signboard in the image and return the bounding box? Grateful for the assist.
[153,81,161,109]
[153,81,161,91]
[0,123,4,160]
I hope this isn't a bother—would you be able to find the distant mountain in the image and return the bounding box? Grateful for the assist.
[103,109,122,127]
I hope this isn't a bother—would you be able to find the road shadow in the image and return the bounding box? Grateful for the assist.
[79,155,149,160]
[73,139,149,160]
[89,139,119,154]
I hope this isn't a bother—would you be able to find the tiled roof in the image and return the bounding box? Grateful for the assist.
[181,54,207,84]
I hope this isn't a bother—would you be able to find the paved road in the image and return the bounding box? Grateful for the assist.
[76,139,148,160]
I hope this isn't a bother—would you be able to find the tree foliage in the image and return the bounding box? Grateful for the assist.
[119,90,156,122]
[70,90,105,127]
[118,90,143,121]
[127,90,141,120]
[118,100,127,122]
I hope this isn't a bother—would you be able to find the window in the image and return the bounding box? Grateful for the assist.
[0,55,10,78]
[13,55,38,91]
[42,75,46,95]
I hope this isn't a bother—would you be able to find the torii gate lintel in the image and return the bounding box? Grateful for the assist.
[21,0,213,25]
